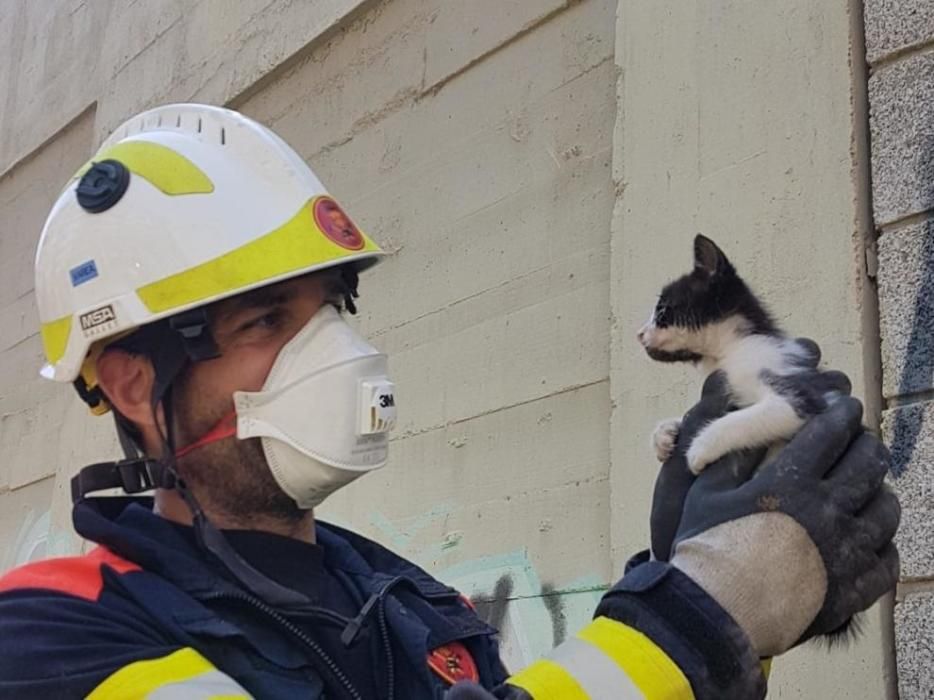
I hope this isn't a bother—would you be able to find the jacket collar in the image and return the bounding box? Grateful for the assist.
[72,497,458,601]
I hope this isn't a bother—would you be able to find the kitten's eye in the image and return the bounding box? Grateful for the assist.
[655,305,670,325]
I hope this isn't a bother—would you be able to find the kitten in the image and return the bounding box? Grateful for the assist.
[639,236,859,645]
[639,235,834,474]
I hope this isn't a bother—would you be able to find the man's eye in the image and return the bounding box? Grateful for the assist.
[239,311,283,332]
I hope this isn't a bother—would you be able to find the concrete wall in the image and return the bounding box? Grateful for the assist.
[612,2,893,697]
[0,108,102,570]
[242,0,618,664]
[0,0,912,696]
[865,0,934,696]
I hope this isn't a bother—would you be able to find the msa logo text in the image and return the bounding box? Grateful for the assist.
[80,305,116,333]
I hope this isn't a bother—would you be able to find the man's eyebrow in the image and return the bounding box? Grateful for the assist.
[213,287,294,323]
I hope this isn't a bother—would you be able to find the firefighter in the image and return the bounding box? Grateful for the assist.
[0,104,898,699]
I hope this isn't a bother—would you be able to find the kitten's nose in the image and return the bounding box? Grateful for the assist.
[636,328,646,344]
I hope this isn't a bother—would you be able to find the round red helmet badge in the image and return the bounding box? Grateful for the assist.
[313,197,365,251]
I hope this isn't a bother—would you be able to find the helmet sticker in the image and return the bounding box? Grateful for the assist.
[313,197,365,251]
[69,260,99,287]
[79,304,117,338]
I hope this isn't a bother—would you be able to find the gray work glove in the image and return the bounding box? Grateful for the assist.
[649,346,899,656]
[670,395,899,656]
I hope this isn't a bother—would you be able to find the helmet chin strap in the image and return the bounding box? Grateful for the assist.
[73,310,309,607]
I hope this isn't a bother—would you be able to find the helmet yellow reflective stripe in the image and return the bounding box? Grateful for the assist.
[73,141,214,196]
[136,195,381,314]
[40,315,72,366]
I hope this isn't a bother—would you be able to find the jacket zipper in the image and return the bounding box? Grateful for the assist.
[339,578,402,700]
[204,590,363,700]
[377,596,395,700]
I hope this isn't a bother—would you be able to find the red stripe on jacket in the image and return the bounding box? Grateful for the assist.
[0,547,140,601]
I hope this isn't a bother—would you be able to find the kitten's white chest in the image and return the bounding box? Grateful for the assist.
[708,336,798,407]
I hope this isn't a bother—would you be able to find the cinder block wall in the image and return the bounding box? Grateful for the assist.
[865,1,934,696]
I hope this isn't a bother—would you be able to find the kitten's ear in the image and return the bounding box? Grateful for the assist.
[693,234,731,276]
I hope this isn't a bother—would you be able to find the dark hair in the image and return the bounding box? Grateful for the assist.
[320,264,360,315]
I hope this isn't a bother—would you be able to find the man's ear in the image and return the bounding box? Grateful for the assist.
[96,349,158,430]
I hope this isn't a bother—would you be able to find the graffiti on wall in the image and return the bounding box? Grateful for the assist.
[440,551,606,669]
[365,503,606,669]
[888,222,934,477]
[0,506,76,574]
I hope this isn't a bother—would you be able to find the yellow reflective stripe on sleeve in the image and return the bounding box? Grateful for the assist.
[761,658,772,678]
[74,141,214,195]
[508,659,590,699]
[576,617,693,700]
[145,670,251,700]
[40,314,72,364]
[545,637,644,698]
[135,196,381,314]
[86,647,251,700]
[507,617,695,700]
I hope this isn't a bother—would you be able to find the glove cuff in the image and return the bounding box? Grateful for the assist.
[597,559,767,700]
[624,549,652,574]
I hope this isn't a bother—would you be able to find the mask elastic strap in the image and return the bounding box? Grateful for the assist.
[175,409,238,459]
[150,351,309,607]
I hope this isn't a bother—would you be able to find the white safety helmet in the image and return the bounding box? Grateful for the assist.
[35,104,384,411]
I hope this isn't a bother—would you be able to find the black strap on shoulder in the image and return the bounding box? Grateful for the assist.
[70,458,172,503]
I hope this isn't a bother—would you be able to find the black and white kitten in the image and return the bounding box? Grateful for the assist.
[639,235,829,473]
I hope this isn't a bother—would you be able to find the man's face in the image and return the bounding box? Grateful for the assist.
[172,274,329,523]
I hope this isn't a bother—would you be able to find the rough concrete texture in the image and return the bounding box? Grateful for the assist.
[0,478,56,573]
[869,50,934,226]
[0,105,115,568]
[613,1,889,697]
[883,401,934,579]
[877,218,934,399]
[0,0,370,173]
[868,4,934,696]
[0,111,89,490]
[894,592,934,699]
[864,0,934,65]
[246,0,618,639]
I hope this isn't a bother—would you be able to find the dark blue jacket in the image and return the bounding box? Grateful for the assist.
[0,497,508,699]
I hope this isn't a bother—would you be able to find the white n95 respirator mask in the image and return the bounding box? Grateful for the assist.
[232,305,396,509]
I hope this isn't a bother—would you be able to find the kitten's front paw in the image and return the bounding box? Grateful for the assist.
[686,437,717,475]
[652,419,682,462]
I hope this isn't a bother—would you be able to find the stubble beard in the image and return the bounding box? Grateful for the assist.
[172,376,306,527]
